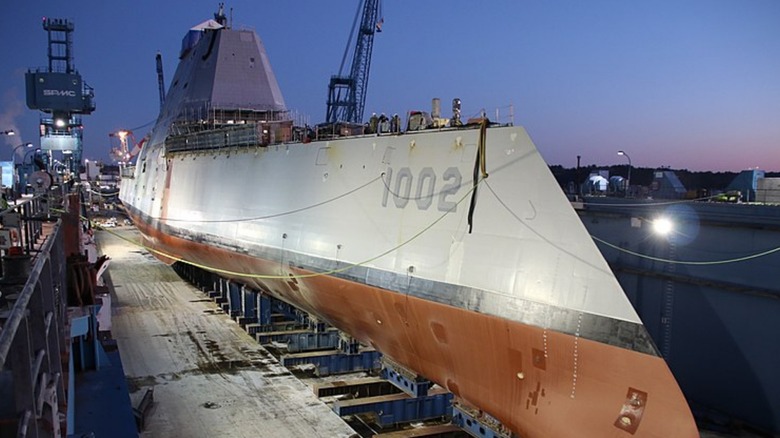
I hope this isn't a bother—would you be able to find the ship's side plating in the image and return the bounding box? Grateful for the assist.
[120,19,698,438]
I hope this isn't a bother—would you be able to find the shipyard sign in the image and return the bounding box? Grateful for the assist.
[25,72,86,112]
[42,89,77,97]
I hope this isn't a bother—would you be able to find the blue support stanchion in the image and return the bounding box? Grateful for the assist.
[244,293,276,335]
[281,349,381,376]
[208,277,227,301]
[287,329,340,352]
[334,390,453,427]
[256,329,312,345]
[226,282,241,316]
[258,293,272,325]
[452,403,511,438]
[381,359,431,398]
[238,287,257,325]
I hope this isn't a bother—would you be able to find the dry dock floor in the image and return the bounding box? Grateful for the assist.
[96,227,762,438]
[97,227,357,438]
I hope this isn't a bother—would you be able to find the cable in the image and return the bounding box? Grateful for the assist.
[128,119,156,132]
[581,194,722,207]
[160,173,383,223]
[467,119,489,233]
[590,235,780,266]
[483,182,780,266]
[93,176,485,280]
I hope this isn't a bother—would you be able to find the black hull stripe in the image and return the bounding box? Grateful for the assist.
[125,204,658,356]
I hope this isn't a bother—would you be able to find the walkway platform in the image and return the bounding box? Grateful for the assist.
[72,341,137,437]
[97,227,356,437]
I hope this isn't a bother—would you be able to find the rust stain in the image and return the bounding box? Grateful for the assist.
[393,302,409,326]
[526,381,546,415]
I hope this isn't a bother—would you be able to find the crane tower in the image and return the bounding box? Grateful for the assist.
[25,17,95,180]
[325,0,382,124]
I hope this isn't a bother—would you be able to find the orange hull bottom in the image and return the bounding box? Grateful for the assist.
[129,214,698,437]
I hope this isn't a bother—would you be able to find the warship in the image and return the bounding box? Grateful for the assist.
[120,8,698,437]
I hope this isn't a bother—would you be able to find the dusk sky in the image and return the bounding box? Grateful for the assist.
[1,1,778,171]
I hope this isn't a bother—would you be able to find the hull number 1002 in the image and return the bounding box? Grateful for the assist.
[381,166,462,212]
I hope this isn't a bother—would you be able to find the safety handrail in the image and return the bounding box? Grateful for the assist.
[0,221,61,368]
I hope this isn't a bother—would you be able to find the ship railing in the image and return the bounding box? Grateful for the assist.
[166,123,260,152]
[313,122,366,141]
[166,114,298,153]
[171,103,291,134]
[164,107,511,151]
[0,204,67,436]
[0,196,49,257]
[210,106,291,125]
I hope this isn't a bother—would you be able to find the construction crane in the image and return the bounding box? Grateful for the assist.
[108,129,147,164]
[325,0,382,124]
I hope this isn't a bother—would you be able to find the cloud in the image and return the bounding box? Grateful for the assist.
[0,87,26,154]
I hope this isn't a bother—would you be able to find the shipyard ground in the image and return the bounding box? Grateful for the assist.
[96,225,766,438]
[97,226,357,437]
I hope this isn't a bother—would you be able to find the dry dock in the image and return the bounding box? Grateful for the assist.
[94,225,766,438]
[97,227,356,437]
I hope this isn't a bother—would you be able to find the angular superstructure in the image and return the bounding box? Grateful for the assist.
[120,11,699,437]
[171,20,286,115]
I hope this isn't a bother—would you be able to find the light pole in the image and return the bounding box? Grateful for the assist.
[11,142,33,158]
[617,150,632,195]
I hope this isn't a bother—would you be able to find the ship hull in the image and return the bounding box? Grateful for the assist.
[121,125,697,436]
[125,205,696,437]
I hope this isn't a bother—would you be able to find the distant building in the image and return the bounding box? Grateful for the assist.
[726,169,765,202]
[649,170,686,199]
[585,170,609,194]
[0,161,12,189]
[756,177,780,204]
